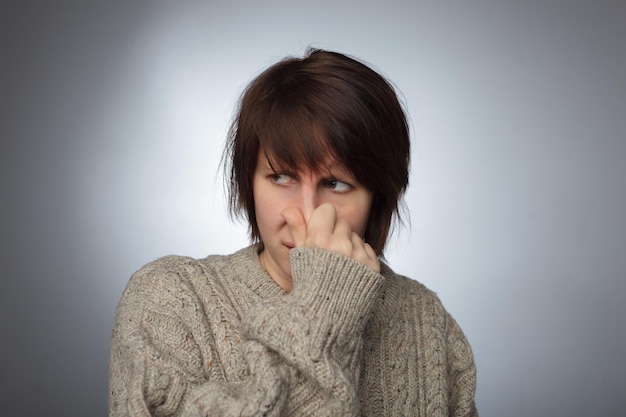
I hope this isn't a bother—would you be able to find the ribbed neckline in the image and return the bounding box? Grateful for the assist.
[229,244,288,299]
[223,244,405,319]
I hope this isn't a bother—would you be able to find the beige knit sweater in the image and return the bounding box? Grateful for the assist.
[109,245,477,416]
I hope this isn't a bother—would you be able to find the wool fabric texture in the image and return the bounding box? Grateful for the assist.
[109,245,478,416]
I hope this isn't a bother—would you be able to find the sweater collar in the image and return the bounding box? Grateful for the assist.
[230,244,288,299]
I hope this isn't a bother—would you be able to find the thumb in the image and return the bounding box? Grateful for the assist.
[281,207,307,247]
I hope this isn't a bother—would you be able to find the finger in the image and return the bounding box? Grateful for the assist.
[331,219,354,254]
[306,203,336,238]
[363,241,378,261]
[363,242,380,273]
[350,232,366,257]
[281,207,307,247]
[333,218,353,239]
[351,233,381,273]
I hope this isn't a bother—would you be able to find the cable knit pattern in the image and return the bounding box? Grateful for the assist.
[109,245,478,416]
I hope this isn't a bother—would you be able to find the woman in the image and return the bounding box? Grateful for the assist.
[109,49,478,416]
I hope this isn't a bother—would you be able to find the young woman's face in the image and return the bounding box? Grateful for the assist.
[253,150,373,290]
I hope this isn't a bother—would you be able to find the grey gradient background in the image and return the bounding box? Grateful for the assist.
[1,1,625,416]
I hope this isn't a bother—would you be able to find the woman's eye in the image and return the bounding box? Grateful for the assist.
[327,180,351,192]
[269,174,292,185]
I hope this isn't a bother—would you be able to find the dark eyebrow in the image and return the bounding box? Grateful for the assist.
[264,163,300,179]
[326,165,356,180]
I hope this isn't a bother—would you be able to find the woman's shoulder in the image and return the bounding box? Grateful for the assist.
[118,247,255,306]
[380,263,438,299]
[378,262,450,320]
[129,245,255,282]
[125,253,216,291]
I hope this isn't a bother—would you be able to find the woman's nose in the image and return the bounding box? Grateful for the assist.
[298,185,320,223]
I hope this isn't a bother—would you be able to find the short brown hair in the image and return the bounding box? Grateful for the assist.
[223,49,410,255]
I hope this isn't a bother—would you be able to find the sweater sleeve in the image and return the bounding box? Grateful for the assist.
[444,313,479,417]
[108,257,293,417]
[243,248,385,416]
[109,249,384,417]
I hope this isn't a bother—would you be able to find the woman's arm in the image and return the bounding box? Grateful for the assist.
[109,258,292,417]
[244,248,384,415]
[109,249,383,417]
[444,313,479,417]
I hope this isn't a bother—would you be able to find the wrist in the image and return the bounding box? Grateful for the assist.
[289,247,384,334]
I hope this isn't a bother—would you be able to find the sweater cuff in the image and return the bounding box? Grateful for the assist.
[243,248,384,352]
[288,247,384,341]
